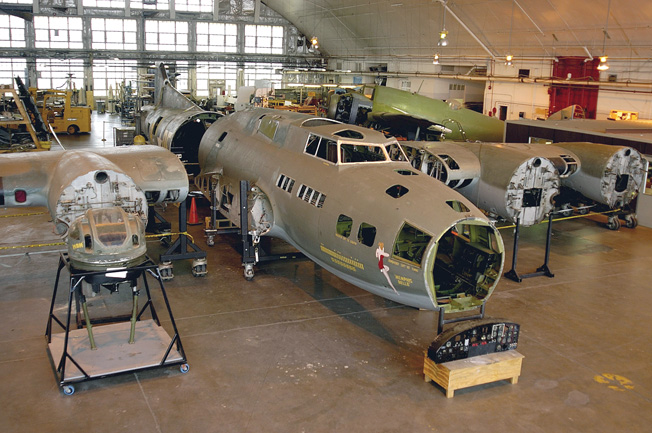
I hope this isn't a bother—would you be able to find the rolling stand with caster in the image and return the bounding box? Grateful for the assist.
[45,254,189,395]
[159,194,208,280]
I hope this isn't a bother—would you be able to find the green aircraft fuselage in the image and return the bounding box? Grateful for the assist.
[370,85,505,142]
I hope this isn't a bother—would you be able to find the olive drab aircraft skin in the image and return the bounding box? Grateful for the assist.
[196,108,505,313]
[0,146,189,270]
[328,85,505,142]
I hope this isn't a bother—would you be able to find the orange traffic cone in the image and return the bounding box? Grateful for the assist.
[188,196,201,225]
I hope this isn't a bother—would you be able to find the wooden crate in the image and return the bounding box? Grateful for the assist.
[424,350,523,398]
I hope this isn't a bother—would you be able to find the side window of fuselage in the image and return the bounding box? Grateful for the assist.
[336,214,353,237]
[358,222,377,247]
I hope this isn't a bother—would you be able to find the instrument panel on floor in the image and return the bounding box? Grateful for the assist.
[428,319,520,363]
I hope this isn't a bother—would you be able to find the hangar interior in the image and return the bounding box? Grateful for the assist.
[1,1,652,432]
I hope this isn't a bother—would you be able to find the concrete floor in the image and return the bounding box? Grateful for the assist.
[1,113,652,432]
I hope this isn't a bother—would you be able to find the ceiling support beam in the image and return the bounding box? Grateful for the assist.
[437,0,496,59]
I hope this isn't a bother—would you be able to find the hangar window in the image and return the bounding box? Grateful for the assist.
[196,22,237,52]
[336,214,353,238]
[90,18,137,51]
[358,223,377,247]
[244,24,283,55]
[145,20,189,52]
[392,223,432,266]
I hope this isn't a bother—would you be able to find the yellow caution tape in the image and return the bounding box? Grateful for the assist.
[496,208,622,230]
[0,241,65,250]
[145,231,196,243]
[0,232,195,250]
[0,211,47,218]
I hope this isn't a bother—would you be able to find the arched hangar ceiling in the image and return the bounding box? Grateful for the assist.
[262,0,652,64]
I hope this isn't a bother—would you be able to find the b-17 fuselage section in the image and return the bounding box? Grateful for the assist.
[197,109,505,312]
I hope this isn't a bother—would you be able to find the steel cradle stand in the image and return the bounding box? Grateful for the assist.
[45,253,188,395]
[206,180,305,280]
[504,213,555,283]
[158,194,208,280]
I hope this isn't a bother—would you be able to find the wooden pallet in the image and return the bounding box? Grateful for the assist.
[423,350,523,398]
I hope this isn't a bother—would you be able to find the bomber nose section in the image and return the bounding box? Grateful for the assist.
[428,218,504,312]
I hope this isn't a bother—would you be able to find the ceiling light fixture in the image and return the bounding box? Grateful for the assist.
[505,0,515,66]
[433,53,440,65]
[438,1,448,47]
[310,36,319,50]
[598,0,611,72]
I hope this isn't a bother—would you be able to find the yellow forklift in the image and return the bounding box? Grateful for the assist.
[30,88,92,134]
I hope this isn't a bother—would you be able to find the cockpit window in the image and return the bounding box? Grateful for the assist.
[305,133,338,163]
[386,142,408,162]
[334,130,364,139]
[340,143,387,163]
[392,222,432,266]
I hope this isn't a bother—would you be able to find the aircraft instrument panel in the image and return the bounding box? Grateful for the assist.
[427,319,520,363]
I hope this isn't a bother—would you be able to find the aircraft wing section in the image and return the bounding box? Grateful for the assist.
[366,111,452,140]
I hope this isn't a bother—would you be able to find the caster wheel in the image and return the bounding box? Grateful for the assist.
[160,235,171,248]
[207,235,215,247]
[244,265,254,281]
[192,258,208,277]
[577,205,589,215]
[159,262,174,280]
[63,385,75,395]
[180,363,190,374]
[625,214,638,229]
[560,204,573,218]
[606,216,621,231]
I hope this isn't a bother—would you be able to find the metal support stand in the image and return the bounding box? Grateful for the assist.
[146,204,172,236]
[159,195,207,279]
[437,303,486,335]
[237,180,305,280]
[206,180,304,280]
[45,254,188,395]
[504,214,555,283]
